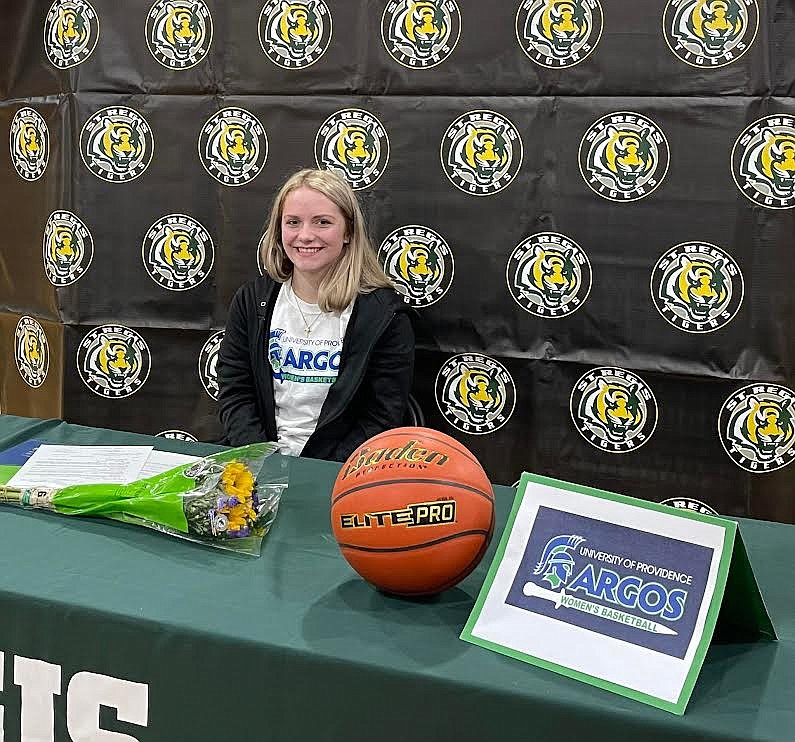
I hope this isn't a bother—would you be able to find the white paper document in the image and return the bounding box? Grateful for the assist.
[139,450,199,479]
[7,445,154,488]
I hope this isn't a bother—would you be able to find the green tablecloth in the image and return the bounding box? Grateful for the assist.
[0,415,792,741]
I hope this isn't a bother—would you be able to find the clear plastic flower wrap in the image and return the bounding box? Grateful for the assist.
[0,443,288,556]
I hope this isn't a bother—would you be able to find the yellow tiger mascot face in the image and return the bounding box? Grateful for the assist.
[519,245,577,307]
[742,129,795,198]
[55,7,88,57]
[275,1,320,59]
[157,228,202,280]
[449,364,503,423]
[98,118,143,174]
[460,123,509,185]
[163,3,202,60]
[399,1,447,58]
[687,0,743,54]
[327,122,376,180]
[661,255,728,321]
[580,379,643,442]
[395,238,440,298]
[728,396,794,461]
[48,225,81,278]
[17,123,43,169]
[22,330,44,371]
[217,121,256,176]
[590,125,654,191]
[527,0,588,56]
[97,338,139,389]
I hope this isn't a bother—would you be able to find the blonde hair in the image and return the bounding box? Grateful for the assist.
[259,168,393,311]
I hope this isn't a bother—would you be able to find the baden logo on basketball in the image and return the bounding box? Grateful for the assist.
[15,317,49,389]
[10,108,49,181]
[651,241,743,333]
[506,232,592,318]
[199,108,268,186]
[43,211,94,287]
[719,383,795,473]
[441,110,523,196]
[579,112,669,202]
[378,225,454,307]
[258,0,332,69]
[314,109,389,190]
[44,0,99,69]
[436,354,516,435]
[142,214,214,291]
[516,0,603,68]
[80,107,154,183]
[199,330,224,400]
[731,115,795,209]
[571,367,658,453]
[662,0,758,68]
[77,325,151,398]
[381,0,461,69]
[156,429,199,442]
[145,0,213,69]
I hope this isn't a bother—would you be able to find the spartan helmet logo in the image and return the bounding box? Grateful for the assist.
[315,109,389,189]
[44,0,99,69]
[441,111,523,195]
[259,0,332,68]
[43,211,93,286]
[78,326,151,398]
[143,214,214,290]
[435,354,516,434]
[199,109,268,186]
[533,534,586,590]
[733,121,795,208]
[80,107,154,183]
[381,0,460,68]
[517,0,603,67]
[570,367,658,453]
[379,226,454,307]
[146,0,212,69]
[15,317,49,388]
[9,108,49,181]
[721,386,795,472]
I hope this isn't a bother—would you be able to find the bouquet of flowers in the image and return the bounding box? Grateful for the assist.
[0,443,287,556]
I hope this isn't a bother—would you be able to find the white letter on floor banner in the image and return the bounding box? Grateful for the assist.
[67,672,148,742]
[14,655,62,742]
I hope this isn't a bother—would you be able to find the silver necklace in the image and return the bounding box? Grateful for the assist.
[288,282,324,336]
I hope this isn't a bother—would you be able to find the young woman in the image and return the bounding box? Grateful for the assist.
[218,168,415,462]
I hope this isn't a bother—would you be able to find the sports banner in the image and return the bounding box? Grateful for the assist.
[461,472,775,714]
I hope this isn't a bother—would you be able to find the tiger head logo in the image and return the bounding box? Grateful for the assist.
[392,0,447,58]
[216,121,256,177]
[518,245,578,308]
[47,224,82,279]
[17,122,45,170]
[525,0,589,56]
[728,396,795,462]
[10,109,49,180]
[21,330,45,373]
[659,255,728,322]
[54,5,89,58]
[81,108,153,182]
[673,0,745,57]
[272,1,320,59]
[394,238,441,298]
[101,119,142,174]
[589,125,654,192]
[199,330,224,399]
[457,123,509,186]
[95,336,140,390]
[199,109,267,186]
[326,122,377,181]
[15,317,49,388]
[741,128,795,199]
[163,3,202,59]
[157,227,202,280]
[579,378,644,443]
[448,363,504,424]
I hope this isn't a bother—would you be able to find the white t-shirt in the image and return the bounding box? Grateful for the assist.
[268,280,353,456]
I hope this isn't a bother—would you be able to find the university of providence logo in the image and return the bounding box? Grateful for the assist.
[15,317,49,389]
[142,214,214,291]
[145,0,213,69]
[9,108,49,181]
[258,0,332,69]
[43,210,94,286]
[44,0,99,69]
[199,108,268,186]
[515,0,603,68]
[381,0,461,69]
[77,325,151,398]
[80,107,154,183]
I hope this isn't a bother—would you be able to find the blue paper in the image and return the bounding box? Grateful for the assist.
[0,438,44,465]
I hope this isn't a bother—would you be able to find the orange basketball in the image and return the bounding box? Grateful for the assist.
[330,426,495,596]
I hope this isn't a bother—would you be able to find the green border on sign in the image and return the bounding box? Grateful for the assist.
[461,471,737,716]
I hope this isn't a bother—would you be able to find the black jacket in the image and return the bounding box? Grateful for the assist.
[218,275,415,462]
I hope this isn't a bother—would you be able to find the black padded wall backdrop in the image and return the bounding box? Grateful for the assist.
[1,0,794,522]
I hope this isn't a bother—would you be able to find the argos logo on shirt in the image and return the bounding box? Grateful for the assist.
[268,328,341,383]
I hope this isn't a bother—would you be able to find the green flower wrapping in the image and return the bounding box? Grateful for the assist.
[0,443,288,556]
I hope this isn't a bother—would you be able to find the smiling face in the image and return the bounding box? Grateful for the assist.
[280,186,348,285]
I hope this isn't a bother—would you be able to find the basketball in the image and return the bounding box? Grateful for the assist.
[330,426,495,596]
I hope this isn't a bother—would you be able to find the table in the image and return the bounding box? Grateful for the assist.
[0,415,792,741]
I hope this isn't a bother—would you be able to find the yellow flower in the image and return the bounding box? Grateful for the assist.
[226,502,254,531]
[221,461,255,500]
